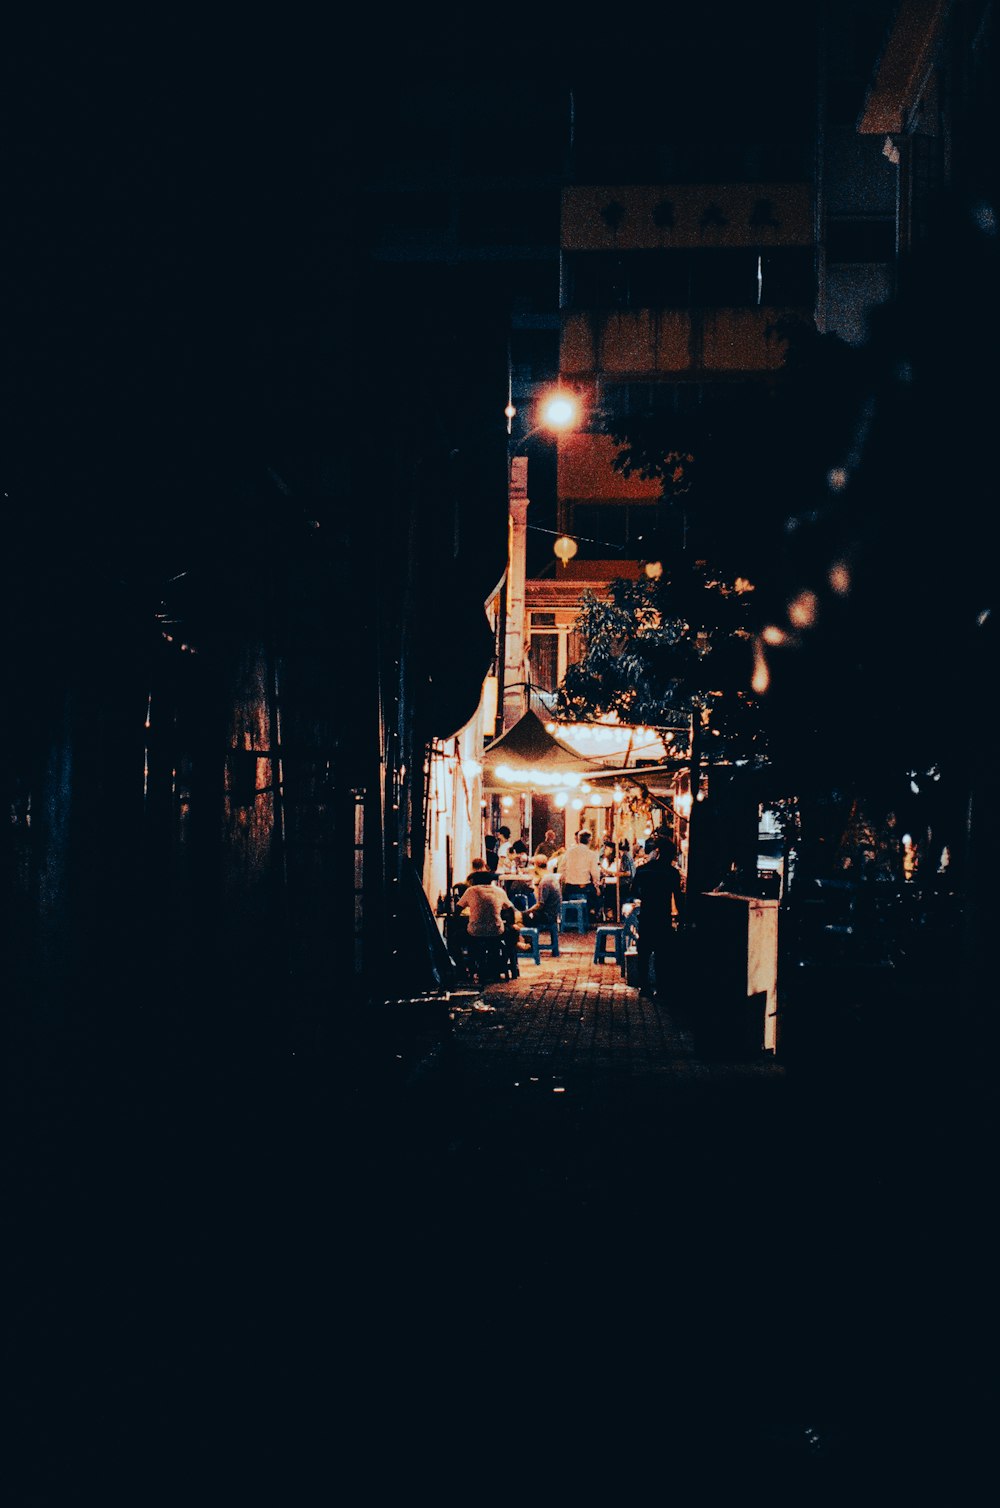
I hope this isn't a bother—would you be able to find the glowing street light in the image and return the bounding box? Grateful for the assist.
[539,390,580,430]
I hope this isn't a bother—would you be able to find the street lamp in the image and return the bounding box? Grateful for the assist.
[506,386,583,450]
[538,390,580,431]
[507,386,586,570]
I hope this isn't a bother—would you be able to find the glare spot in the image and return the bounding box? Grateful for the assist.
[752,638,770,693]
[972,200,997,236]
[827,467,847,492]
[829,561,851,595]
[788,591,818,628]
[977,608,991,627]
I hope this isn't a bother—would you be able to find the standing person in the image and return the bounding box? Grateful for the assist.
[617,839,636,904]
[483,834,500,872]
[495,825,513,861]
[557,830,602,926]
[598,839,618,920]
[630,836,685,999]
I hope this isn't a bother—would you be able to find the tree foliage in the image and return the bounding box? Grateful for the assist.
[557,564,766,766]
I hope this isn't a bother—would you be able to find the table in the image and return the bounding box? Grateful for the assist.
[494,870,535,893]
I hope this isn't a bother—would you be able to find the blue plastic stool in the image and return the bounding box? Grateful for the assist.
[560,898,588,933]
[593,925,625,966]
[516,927,542,965]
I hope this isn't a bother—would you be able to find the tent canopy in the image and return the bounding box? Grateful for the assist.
[481,709,601,792]
[482,709,684,793]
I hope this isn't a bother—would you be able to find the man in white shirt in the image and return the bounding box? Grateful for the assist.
[456,878,508,938]
[455,876,519,979]
[557,831,602,925]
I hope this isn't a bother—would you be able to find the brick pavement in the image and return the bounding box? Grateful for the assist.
[443,930,786,1106]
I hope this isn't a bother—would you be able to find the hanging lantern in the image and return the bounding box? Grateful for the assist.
[553,535,578,568]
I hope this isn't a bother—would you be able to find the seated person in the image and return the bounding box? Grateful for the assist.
[508,839,530,871]
[507,873,536,913]
[522,867,561,932]
[462,855,497,887]
[455,874,520,978]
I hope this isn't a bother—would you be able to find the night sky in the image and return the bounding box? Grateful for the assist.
[3,5,825,653]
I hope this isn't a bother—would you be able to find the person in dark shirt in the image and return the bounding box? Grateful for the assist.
[533,829,558,861]
[522,867,562,928]
[630,836,685,998]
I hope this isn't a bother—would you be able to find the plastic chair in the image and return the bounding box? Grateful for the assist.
[469,937,511,985]
[516,928,542,965]
[538,920,560,957]
[593,925,625,966]
[560,898,588,933]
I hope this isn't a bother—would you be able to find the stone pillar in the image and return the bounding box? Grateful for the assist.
[502,455,530,733]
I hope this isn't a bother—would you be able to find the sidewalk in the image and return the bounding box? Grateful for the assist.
[445,928,785,1105]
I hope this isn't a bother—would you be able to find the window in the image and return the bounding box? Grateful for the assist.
[571,502,658,554]
[565,249,813,311]
[528,633,559,692]
[690,250,760,308]
[564,251,692,311]
[510,331,559,384]
[601,381,701,421]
